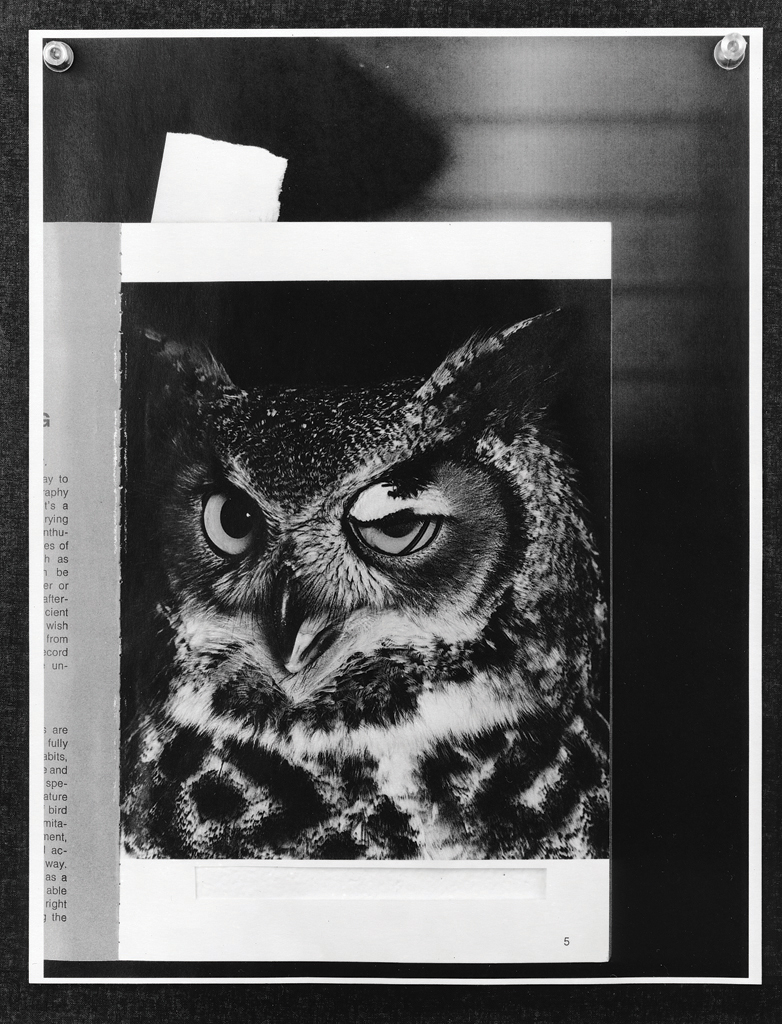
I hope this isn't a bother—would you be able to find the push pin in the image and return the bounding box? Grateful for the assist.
[714,33,747,71]
[43,41,74,73]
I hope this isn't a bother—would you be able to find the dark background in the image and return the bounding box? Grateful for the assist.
[1,9,778,1023]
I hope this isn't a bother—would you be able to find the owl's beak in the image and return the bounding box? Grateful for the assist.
[284,617,343,675]
[270,570,342,674]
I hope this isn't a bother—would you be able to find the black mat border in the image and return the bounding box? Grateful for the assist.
[1,4,779,1021]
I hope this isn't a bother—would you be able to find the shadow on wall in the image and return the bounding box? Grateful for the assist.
[43,37,447,222]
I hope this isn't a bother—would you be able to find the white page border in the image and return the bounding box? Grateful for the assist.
[120,222,611,282]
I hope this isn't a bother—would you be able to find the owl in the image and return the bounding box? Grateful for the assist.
[121,309,608,860]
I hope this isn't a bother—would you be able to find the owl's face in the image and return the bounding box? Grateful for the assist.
[143,312,603,752]
[169,447,517,693]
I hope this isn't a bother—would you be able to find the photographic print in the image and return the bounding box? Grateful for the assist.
[29,28,757,979]
[119,278,610,863]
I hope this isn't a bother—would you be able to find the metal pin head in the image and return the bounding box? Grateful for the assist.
[43,41,74,73]
[714,33,747,71]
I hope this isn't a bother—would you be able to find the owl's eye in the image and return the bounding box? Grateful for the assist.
[349,510,442,556]
[202,488,262,557]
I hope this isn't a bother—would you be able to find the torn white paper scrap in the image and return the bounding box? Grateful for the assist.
[151,133,287,223]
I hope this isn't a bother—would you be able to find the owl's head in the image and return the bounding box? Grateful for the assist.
[139,311,603,732]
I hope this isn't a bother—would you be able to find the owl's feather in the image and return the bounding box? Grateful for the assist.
[122,311,608,860]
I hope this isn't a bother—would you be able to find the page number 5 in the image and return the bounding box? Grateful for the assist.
[564,937,570,946]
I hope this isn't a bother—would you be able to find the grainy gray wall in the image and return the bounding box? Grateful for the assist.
[338,36,749,456]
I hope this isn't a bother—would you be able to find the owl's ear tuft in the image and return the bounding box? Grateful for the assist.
[138,328,243,457]
[411,309,576,442]
[143,327,235,391]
